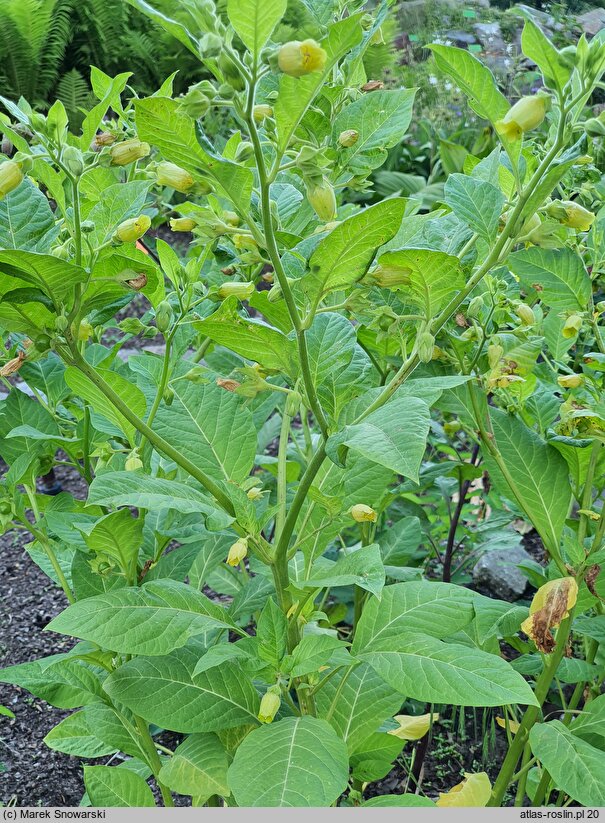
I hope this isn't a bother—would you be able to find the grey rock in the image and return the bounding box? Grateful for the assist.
[473,545,532,601]
[578,9,605,38]
[446,30,478,47]
[474,22,506,52]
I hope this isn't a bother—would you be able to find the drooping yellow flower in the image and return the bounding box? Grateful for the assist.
[278,39,327,77]
[436,772,492,807]
[496,94,550,140]
[0,160,24,199]
[115,215,151,242]
[156,162,194,193]
[350,504,377,523]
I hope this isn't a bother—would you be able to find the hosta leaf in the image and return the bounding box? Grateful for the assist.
[508,247,591,311]
[158,733,230,799]
[377,247,465,316]
[530,721,605,806]
[360,633,539,707]
[153,381,256,484]
[352,581,475,653]
[195,296,297,375]
[327,395,431,483]
[0,179,59,252]
[486,409,572,555]
[315,663,402,751]
[444,174,504,241]
[306,198,406,299]
[103,649,260,733]
[44,710,118,757]
[228,717,349,807]
[84,765,155,807]
[227,0,285,56]
[332,89,416,176]
[46,580,239,655]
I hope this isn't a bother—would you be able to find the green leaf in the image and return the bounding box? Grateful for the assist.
[521,19,571,92]
[125,0,197,53]
[188,533,235,590]
[153,381,256,484]
[159,733,230,799]
[103,649,260,733]
[0,179,59,252]
[286,635,353,679]
[349,731,405,782]
[64,366,146,445]
[361,633,539,707]
[46,580,238,655]
[377,247,465,316]
[315,663,402,751]
[378,516,421,566]
[364,795,436,807]
[306,199,406,299]
[428,44,509,124]
[196,296,297,375]
[444,174,504,241]
[275,16,363,154]
[81,509,143,580]
[256,597,288,668]
[44,710,118,757]
[228,716,349,806]
[332,89,416,175]
[0,656,104,709]
[87,181,152,245]
[135,97,253,214]
[0,250,86,303]
[84,703,145,758]
[80,71,132,151]
[570,693,605,748]
[472,594,528,644]
[227,0,285,55]
[327,395,431,483]
[87,471,233,531]
[508,247,591,311]
[353,581,475,652]
[84,765,155,807]
[0,389,59,465]
[529,721,605,806]
[486,409,572,555]
[300,544,385,598]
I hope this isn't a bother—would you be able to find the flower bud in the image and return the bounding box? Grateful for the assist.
[306,177,336,222]
[217,281,255,300]
[55,315,69,333]
[253,105,273,123]
[199,31,222,58]
[267,283,283,303]
[170,216,197,232]
[93,131,116,150]
[278,39,327,77]
[155,301,174,333]
[115,215,151,243]
[125,451,143,471]
[550,200,595,232]
[258,688,281,723]
[178,87,211,119]
[226,537,248,567]
[62,146,85,177]
[78,320,93,342]
[246,486,264,500]
[338,129,359,147]
[562,314,583,338]
[109,138,151,166]
[496,94,550,140]
[515,303,535,326]
[350,504,377,523]
[467,295,484,319]
[557,374,584,389]
[156,162,194,193]
[0,160,24,199]
[223,211,241,227]
[417,331,435,363]
[487,343,504,369]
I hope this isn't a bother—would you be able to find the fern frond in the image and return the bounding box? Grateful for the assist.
[55,67,90,126]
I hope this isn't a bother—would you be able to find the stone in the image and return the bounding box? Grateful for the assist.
[472,545,532,601]
[445,30,478,47]
[474,22,506,52]
[578,9,605,38]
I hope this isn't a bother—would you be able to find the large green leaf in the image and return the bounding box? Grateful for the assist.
[0,389,59,465]
[0,656,104,709]
[361,633,538,707]
[0,250,86,303]
[332,89,416,176]
[86,471,233,530]
[0,179,59,252]
[103,649,260,733]
[530,721,605,806]
[306,199,406,299]
[81,509,143,581]
[196,296,297,376]
[508,247,591,311]
[153,381,256,484]
[44,710,118,758]
[47,580,238,655]
[228,717,349,806]
[444,174,504,241]
[327,395,431,483]
[352,581,475,653]
[135,97,253,213]
[84,765,155,807]
[429,45,509,124]
[377,247,465,316]
[300,544,385,598]
[227,0,285,55]
[159,733,230,800]
[315,663,402,752]
[487,409,571,554]
[569,693,605,748]
[521,19,571,92]
[87,181,152,245]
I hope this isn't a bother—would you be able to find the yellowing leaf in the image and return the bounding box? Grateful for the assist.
[436,772,491,807]
[388,712,439,741]
[521,577,578,653]
[496,716,520,734]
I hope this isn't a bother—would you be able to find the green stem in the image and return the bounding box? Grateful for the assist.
[82,404,92,483]
[72,177,82,267]
[192,336,211,363]
[137,334,173,449]
[134,715,174,807]
[275,407,292,542]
